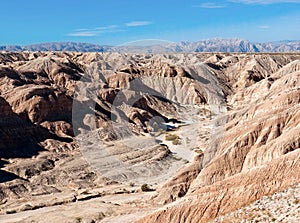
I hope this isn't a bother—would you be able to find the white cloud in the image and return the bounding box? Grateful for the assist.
[68,21,152,37]
[74,28,89,32]
[68,25,122,37]
[67,32,97,37]
[125,21,152,27]
[194,2,226,8]
[229,0,300,4]
[95,25,119,30]
[259,25,270,29]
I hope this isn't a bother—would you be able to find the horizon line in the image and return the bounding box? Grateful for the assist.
[1,38,299,47]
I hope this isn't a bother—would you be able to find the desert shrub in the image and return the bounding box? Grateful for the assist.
[172,138,181,145]
[194,148,203,154]
[75,217,82,222]
[141,184,153,192]
[165,134,179,141]
[6,210,17,214]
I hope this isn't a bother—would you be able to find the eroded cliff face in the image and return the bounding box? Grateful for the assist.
[136,54,300,223]
[0,52,299,223]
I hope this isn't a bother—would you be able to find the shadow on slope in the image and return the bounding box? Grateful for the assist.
[0,97,71,183]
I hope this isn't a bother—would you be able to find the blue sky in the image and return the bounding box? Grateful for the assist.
[1,0,300,45]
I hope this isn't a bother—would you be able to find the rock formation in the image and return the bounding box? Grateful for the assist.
[0,52,299,223]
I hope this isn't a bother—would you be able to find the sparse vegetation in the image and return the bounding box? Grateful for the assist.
[165,133,179,141]
[81,190,90,195]
[6,210,17,214]
[172,138,181,145]
[141,184,154,192]
[75,217,82,222]
[165,133,181,145]
[195,148,203,154]
[212,183,300,222]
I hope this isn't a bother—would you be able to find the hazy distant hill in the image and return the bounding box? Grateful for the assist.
[1,38,300,52]
[0,42,110,52]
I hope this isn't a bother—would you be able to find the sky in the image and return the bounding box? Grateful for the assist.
[1,0,300,45]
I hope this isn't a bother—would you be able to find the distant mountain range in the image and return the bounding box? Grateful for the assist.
[1,38,300,53]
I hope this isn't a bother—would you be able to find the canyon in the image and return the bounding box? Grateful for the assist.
[0,52,299,223]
